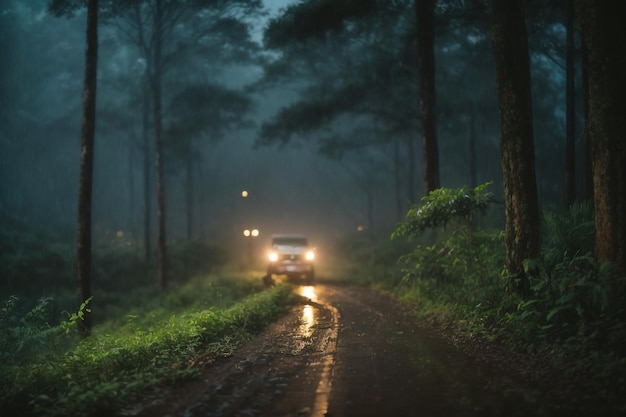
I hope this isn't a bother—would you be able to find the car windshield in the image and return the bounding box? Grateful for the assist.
[272,237,308,247]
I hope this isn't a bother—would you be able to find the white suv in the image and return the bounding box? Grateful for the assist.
[266,234,315,284]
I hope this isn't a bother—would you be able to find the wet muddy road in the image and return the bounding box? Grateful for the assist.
[124,284,616,417]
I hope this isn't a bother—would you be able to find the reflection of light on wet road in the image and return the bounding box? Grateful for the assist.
[299,286,317,338]
[300,285,317,302]
[296,285,339,417]
[300,305,315,338]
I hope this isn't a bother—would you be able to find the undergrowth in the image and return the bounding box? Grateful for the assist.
[370,185,626,406]
[0,281,295,417]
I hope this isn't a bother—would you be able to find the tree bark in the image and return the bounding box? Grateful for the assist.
[491,0,540,296]
[416,0,439,194]
[580,1,626,272]
[186,152,193,241]
[394,137,404,220]
[407,135,417,202]
[153,0,168,294]
[469,103,477,188]
[565,0,576,206]
[76,0,98,337]
[142,75,152,262]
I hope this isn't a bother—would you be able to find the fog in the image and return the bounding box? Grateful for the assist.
[0,0,580,261]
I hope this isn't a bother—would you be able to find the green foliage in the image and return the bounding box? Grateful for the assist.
[381,200,626,402]
[392,182,497,240]
[1,281,295,417]
[397,230,506,310]
[0,296,54,365]
[541,202,595,267]
[60,297,92,335]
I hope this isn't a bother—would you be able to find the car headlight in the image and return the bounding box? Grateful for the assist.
[305,250,315,261]
[268,252,278,262]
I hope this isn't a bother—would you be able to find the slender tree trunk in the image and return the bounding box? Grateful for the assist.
[579,18,593,203]
[565,0,576,206]
[142,76,152,262]
[128,136,135,236]
[579,34,593,204]
[394,137,403,219]
[580,1,626,272]
[366,187,374,237]
[186,153,193,241]
[407,135,416,201]
[491,0,540,296]
[76,0,98,337]
[416,0,440,194]
[469,103,477,188]
[153,0,168,294]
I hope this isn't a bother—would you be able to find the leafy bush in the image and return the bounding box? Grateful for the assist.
[541,202,595,267]
[392,182,497,240]
[385,195,626,402]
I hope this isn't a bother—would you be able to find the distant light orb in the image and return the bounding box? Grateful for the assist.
[251,229,259,237]
[241,190,248,198]
[243,229,251,237]
[357,225,364,232]
[116,230,124,237]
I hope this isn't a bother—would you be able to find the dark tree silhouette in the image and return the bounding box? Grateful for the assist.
[580,1,626,273]
[52,0,99,337]
[491,0,540,296]
[416,0,439,194]
[565,0,576,206]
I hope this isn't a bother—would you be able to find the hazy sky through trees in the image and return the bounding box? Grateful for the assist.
[0,0,582,264]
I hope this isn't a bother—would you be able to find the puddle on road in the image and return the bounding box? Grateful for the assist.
[294,285,339,417]
[298,286,317,339]
[299,285,318,302]
[299,305,315,338]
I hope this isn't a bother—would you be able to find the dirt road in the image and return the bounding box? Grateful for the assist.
[123,284,618,417]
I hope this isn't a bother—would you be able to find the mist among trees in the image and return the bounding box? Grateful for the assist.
[2,0,626,414]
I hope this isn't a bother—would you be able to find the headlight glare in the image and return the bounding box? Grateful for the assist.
[268,252,278,262]
[305,250,315,261]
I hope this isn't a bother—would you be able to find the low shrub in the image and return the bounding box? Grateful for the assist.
[384,190,626,404]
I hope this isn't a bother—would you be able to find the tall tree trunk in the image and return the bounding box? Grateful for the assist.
[142,76,152,262]
[366,186,374,237]
[76,0,98,337]
[128,136,135,236]
[580,1,626,272]
[394,137,404,219]
[469,103,477,188]
[416,0,440,194]
[186,153,193,241]
[491,0,540,296]
[153,0,168,294]
[565,0,576,206]
[406,135,416,201]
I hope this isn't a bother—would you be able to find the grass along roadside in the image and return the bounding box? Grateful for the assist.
[1,281,296,417]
